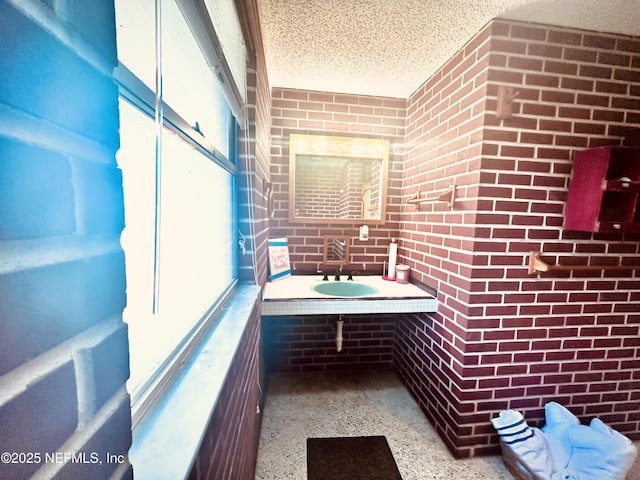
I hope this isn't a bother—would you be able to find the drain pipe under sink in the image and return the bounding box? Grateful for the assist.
[336,315,344,352]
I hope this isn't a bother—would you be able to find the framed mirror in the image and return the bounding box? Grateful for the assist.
[323,236,350,265]
[289,134,389,224]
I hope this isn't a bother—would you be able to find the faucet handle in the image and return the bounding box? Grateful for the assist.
[347,270,360,281]
[317,270,329,281]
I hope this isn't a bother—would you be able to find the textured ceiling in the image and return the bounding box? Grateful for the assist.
[257,0,640,98]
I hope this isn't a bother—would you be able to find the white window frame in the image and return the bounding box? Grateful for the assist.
[114,0,242,426]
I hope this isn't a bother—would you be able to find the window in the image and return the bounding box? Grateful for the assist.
[114,0,241,423]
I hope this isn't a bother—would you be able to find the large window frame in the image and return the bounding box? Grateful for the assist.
[114,0,242,426]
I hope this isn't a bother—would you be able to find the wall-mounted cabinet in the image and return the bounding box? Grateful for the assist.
[564,146,640,233]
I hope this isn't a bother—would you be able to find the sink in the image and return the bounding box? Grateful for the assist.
[312,281,379,297]
[263,275,438,315]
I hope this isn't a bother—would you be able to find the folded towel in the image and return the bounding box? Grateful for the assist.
[541,401,580,469]
[568,418,638,480]
[491,410,533,444]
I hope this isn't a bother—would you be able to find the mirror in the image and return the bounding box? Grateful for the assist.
[323,236,350,265]
[289,134,389,224]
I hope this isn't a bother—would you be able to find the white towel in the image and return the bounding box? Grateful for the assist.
[541,401,580,469]
[568,418,638,480]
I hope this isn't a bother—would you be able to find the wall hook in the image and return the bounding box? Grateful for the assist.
[496,86,519,120]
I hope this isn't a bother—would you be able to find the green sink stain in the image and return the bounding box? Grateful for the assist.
[312,282,379,297]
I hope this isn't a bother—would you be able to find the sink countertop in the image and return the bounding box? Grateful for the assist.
[262,275,438,315]
[263,275,434,300]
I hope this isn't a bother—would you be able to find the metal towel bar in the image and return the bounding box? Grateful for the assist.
[407,184,456,208]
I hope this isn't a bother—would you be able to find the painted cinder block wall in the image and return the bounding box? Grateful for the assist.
[395,19,640,458]
[0,2,133,479]
[1,2,270,480]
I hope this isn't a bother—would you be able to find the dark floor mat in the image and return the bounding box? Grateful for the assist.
[307,435,403,480]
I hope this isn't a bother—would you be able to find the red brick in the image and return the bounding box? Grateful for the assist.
[525,73,560,88]
[559,383,588,394]
[544,60,578,75]
[539,119,572,132]
[530,362,560,373]
[598,52,632,67]
[564,47,597,62]
[548,30,582,45]
[368,20,640,457]
[530,44,562,58]
[512,374,542,386]
[498,341,532,352]
[509,56,544,71]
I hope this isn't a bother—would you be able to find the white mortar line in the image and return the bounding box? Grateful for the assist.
[0,316,123,405]
[30,387,131,480]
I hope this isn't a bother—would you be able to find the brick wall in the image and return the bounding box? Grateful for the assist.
[270,89,406,271]
[263,314,396,373]
[0,2,132,479]
[188,305,262,480]
[238,49,272,286]
[395,19,640,458]
[294,163,344,218]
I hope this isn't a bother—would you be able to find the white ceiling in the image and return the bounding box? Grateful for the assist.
[257,0,640,98]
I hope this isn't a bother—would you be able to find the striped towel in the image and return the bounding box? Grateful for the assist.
[491,410,534,444]
[491,409,562,479]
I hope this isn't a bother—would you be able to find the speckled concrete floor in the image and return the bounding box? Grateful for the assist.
[254,371,514,480]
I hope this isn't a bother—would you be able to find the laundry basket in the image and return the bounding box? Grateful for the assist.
[493,402,638,480]
[499,439,544,480]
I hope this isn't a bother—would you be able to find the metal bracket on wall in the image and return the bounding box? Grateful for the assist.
[496,85,519,120]
[528,251,639,275]
[407,184,456,209]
